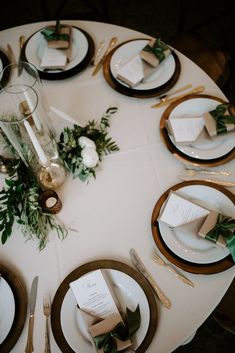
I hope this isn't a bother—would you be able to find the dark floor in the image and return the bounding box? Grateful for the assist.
[174,314,235,353]
[1,1,235,352]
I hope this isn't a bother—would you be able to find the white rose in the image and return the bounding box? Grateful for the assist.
[81,147,99,168]
[78,136,96,149]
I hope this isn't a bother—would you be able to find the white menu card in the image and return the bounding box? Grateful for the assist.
[69,270,120,319]
[158,191,209,227]
[167,115,205,143]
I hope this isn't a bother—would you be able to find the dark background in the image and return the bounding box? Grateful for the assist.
[1,1,235,352]
[1,0,235,103]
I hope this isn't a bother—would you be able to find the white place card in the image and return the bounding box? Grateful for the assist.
[69,270,120,319]
[158,191,209,228]
[116,55,144,87]
[116,54,156,87]
[40,47,67,69]
[167,115,205,143]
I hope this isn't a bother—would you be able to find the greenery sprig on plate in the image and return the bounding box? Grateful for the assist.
[57,107,119,181]
[0,159,67,250]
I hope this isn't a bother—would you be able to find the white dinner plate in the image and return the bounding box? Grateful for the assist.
[168,97,235,160]
[24,26,89,74]
[159,184,232,264]
[0,276,15,343]
[60,269,150,353]
[110,39,176,90]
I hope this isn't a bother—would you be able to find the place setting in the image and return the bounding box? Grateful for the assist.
[103,37,181,98]
[151,180,235,274]
[0,263,27,353]
[51,259,158,353]
[159,93,235,167]
[21,20,95,80]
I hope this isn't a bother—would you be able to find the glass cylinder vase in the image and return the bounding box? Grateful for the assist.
[0,62,66,189]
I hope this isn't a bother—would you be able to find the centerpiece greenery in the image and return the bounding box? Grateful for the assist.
[58,106,119,181]
[0,107,119,249]
[0,159,67,250]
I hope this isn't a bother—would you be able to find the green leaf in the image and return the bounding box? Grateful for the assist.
[5,178,14,187]
[126,304,141,336]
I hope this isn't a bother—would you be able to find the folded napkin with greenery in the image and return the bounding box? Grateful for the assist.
[203,103,235,137]
[140,38,172,67]
[199,211,235,261]
[90,306,140,353]
[40,20,72,69]
[117,38,171,88]
[41,20,71,49]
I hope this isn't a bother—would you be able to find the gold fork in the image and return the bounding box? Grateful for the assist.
[43,295,51,353]
[152,250,194,287]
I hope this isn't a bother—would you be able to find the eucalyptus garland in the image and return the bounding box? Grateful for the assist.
[0,159,67,250]
[58,106,119,181]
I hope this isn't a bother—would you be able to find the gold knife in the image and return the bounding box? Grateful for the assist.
[129,248,171,309]
[92,37,118,76]
[25,276,38,353]
[6,44,16,64]
[151,85,205,108]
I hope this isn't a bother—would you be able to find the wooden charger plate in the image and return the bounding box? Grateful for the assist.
[151,180,235,274]
[51,259,158,353]
[0,263,27,353]
[103,38,181,98]
[160,93,235,167]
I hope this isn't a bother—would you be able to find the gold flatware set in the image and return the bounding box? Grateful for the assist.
[92,36,118,76]
[151,85,205,108]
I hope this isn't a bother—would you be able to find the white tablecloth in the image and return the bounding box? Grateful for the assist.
[0,20,235,353]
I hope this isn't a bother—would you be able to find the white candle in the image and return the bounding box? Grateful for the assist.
[24,90,42,131]
[24,120,48,166]
[0,121,28,166]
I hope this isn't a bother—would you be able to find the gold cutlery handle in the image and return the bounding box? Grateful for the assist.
[44,317,51,353]
[92,40,105,66]
[159,84,192,100]
[105,36,118,56]
[186,168,231,176]
[92,36,118,75]
[151,85,205,108]
[6,44,16,64]
[166,264,194,287]
[144,271,171,309]
[25,315,34,353]
[19,35,25,50]
[178,175,235,187]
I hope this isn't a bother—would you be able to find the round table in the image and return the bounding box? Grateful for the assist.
[0,20,235,353]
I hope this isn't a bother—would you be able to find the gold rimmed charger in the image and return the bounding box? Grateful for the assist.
[151,180,235,274]
[0,263,27,353]
[103,38,181,98]
[51,259,158,353]
[160,93,235,166]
